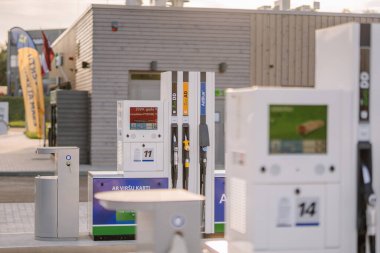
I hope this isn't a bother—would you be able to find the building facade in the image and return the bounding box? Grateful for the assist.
[51,4,380,167]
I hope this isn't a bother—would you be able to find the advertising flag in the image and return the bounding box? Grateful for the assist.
[41,31,54,76]
[10,27,45,138]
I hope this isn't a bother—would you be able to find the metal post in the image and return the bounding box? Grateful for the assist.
[6,31,11,96]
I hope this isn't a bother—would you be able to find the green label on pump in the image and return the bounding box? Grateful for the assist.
[215,89,225,97]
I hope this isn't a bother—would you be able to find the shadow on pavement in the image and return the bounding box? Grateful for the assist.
[0,176,89,203]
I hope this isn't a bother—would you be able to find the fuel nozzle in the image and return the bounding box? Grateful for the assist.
[171,129,179,188]
[183,134,190,168]
[360,159,376,253]
[182,130,190,190]
[173,134,178,166]
[367,194,376,236]
[199,123,209,196]
[367,193,376,253]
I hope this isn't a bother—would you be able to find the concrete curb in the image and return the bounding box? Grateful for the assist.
[0,170,96,177]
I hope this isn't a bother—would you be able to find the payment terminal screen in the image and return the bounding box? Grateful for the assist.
[130,107,158,130]
[269,105,327,154]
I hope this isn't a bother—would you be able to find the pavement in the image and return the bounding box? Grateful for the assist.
[0,202,88,234]
[0,128,54,174]
[0,129,219,252]
[0,128,125,251]
[0,128,108,175]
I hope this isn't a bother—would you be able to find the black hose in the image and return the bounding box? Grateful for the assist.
[369,235,376,253]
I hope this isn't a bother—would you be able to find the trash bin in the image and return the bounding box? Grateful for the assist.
[35,176,58,239]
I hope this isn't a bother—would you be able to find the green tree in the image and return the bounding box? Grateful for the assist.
[0,45,7,86]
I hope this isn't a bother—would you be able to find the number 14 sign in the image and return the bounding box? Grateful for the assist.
[295,197,320,227]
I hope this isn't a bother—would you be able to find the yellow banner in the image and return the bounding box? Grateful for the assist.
[183,82,189,116]
[18,48,45,138]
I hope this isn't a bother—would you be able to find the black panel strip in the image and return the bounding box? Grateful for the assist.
[360,24,371,47]
[171,71,177,116]
[359,24,371,122]
[183,71,188,82]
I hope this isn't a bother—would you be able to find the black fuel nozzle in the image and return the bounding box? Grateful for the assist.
[171,125,178,188]
[199,123,209,196]
[357,142,376,253]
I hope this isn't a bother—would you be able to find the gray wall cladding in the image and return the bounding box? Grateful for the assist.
[90,7,251,166]
[76,9,94,92]
[55,90,90,164]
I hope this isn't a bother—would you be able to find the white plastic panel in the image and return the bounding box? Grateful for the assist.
[370,23,380,253]
[230,177,247,234]
[315,23,360,91]
[246,88,342,184]
[123,142,163,172]
[325,184,340,248]
[267,184,324,250]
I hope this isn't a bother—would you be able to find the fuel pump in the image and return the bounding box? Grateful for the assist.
[161,71,215,234]
[182,73,190,190]
[171,72,179,188]
[225,87,352,253]
[199,72,210,197]
[356,24,377,253]
[315,22,380,253]
[89,70,215,239]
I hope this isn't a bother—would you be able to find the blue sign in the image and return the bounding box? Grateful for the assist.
[93,178,168,225]
[200,82,206,116]
[214,176,225,223]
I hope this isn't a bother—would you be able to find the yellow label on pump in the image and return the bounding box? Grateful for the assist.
[183,139,190,151]
[183,82,189,116]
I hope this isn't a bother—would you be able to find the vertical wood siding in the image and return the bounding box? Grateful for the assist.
[251,12,380,87]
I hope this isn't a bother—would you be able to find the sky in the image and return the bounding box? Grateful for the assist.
[0,0,379,46]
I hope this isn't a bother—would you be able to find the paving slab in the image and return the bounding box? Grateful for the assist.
[0,202,88,235]
[0,233,136,252]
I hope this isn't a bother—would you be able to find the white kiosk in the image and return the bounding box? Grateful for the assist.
[225,87,352,253]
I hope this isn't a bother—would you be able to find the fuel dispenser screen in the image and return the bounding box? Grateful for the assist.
[269,105,327,154]
[130,107,158,130]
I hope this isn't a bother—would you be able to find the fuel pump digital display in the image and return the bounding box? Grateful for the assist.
[269,105,327,154]
[130,107,158,130]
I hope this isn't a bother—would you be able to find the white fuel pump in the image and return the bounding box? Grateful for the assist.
[88,71,216,239]
[223,22,380,253]
[225,87,353,253]
[315,22,380,253]
[160,71,215,233]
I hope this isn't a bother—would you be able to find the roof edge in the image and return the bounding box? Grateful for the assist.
[52,4,93,47]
